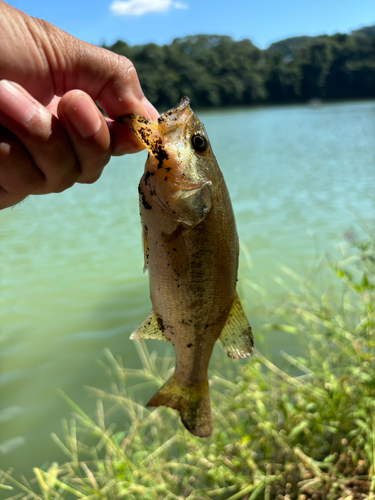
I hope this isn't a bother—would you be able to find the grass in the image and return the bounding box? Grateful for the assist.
[1,232,374,500]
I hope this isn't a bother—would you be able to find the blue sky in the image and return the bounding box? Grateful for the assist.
[8,0,375,49]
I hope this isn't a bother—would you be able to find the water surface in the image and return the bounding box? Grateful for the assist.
[1,100,374,480]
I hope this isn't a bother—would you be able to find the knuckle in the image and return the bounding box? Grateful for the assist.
[116,53,136,75]
[25,107,54,142]
[112,55,141,94]
[123,58,136,76]
[123,61,141,90]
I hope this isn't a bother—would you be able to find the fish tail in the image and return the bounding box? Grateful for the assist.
[146,375,212,438]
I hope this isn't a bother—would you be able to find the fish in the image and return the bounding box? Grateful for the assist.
[119,97,253,438]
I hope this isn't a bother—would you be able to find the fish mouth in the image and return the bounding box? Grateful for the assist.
[159,96,191,122]
[118,97,194,152]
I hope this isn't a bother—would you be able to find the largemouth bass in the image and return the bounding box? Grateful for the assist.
[120,97,253,438]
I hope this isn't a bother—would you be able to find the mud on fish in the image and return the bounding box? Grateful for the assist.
[119,97,253,438]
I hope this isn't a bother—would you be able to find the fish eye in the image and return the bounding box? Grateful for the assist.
[191,132,208,153]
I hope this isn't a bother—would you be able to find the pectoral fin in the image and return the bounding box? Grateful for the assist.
[130,310,168,341]
[219,292,254,358]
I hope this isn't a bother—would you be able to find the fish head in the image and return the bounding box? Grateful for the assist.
[120,97,219,226]
[119,97,213,176]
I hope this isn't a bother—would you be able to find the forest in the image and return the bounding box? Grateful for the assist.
[103,26,375,110]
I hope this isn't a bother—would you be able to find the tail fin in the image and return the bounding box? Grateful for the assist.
[147,375,212,438]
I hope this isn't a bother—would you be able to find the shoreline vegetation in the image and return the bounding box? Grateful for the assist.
[1,230,374,499]
[103,26,375,111]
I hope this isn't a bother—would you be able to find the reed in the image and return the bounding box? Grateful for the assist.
[1,233,374,500]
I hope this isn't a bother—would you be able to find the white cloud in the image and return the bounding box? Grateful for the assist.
[110,0,188,16]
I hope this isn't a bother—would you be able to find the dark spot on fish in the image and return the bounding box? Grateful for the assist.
[157,316,165,332]
[141,193,152,210]
[165,167,171,172]
[164,177,168,181]
[144,225,148,231]
[204,324,209,330]
[148,138,169,169]
[138,126,152,147]
[139,186,152,209]
[187,344,193,348]
[144,170,154,187]
[136,116,149,124]
[173,248,177,251]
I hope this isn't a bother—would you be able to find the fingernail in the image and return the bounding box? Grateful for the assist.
[0,80,38,124]
[65,91,102,139]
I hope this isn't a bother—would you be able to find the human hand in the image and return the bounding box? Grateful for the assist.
[0,1,159,209]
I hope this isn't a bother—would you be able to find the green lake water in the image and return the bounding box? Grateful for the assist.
[1,100,374,482]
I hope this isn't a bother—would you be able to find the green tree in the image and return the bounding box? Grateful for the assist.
[104,25,375,109]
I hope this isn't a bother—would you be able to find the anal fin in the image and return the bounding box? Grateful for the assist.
[219,292,254,359]
[130,310,168,341]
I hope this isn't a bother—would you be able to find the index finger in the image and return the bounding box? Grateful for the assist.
[35,21,159,121]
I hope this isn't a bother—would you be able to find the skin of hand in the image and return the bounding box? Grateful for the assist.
[0,1,159,210]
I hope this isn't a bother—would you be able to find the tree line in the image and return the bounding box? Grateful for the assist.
[103,26,375,110]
